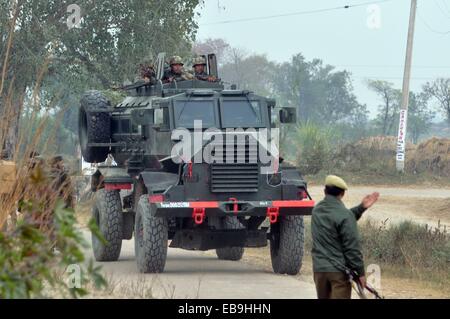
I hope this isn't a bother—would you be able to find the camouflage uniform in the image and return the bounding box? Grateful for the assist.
[48,155,75,209]
[137,55,156,84]
[194,71,210,81]
[162,56,193,83]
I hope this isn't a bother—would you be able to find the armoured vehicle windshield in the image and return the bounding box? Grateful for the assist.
[221,100,263,128]
[174,100,217,128]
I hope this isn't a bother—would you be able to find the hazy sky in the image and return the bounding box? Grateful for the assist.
[195,0,450,119]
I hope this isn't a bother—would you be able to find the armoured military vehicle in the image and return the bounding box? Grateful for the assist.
[78,53,315,274]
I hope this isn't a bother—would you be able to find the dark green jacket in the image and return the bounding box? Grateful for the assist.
[311,195,366,275]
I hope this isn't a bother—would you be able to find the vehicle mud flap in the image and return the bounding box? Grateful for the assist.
[215,216,245,261]
[122,211,134,240]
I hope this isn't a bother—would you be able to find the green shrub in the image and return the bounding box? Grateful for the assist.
[305,218,450,284]
[0,200,107,298]
[360,220,450,280]
[294,122,337,175]
[0,163,106,298]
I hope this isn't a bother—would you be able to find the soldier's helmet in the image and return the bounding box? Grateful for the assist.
[192,56,206,67]
[169,56,184,66]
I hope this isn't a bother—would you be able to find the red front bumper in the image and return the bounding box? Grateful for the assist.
[149,198,316,224]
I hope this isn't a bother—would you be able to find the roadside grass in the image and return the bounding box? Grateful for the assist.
[0,23,106,297]
[75,199,94,228]
[360,220,450,293]
[304,170,450,188]
[305,218,450,295]
[243,218,450,298]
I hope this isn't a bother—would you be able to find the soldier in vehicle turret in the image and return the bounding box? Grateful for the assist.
[192,56,217,82]
[137,55,156,84]
[162,56,194,83]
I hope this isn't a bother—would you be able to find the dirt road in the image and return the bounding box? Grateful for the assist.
[82,185,449,299]
[85,231,317,299]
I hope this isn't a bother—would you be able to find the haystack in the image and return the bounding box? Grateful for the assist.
[337,136,416,170]
[407,137,450,177]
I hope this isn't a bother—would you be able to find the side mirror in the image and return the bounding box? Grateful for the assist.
[131,109,154,126]
[279,107,297,124]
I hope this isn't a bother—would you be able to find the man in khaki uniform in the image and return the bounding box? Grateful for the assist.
[311,175,379,299]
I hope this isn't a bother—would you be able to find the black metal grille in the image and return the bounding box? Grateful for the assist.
[211,163,259,193]
[208,141,258,164]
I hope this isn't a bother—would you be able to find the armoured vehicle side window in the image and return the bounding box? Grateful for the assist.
[121,119,130,132]
[173,100,216,128]
[220,100,263,128]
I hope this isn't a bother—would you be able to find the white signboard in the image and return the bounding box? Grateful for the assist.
[396,109,408,163]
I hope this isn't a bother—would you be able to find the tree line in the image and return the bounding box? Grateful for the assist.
[195,38,450,144]
[1,2,449,160]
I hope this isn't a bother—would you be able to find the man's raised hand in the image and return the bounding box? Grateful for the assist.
[361,192,380,209]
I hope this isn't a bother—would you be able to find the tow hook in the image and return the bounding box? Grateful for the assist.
[192,207,206,225]
[267,207,280,224]
[228,197,239,214]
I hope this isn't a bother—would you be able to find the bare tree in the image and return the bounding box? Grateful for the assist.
[192,38,231,66]
[424,78,450,125]
[367,80,401,135]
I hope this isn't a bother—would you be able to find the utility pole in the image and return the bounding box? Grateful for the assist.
[396,0,417,172]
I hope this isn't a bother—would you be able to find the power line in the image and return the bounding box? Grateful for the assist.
[354,76,438,80]
[335,64,450,69]
[417,7,450,35]
[434,0,450,19]
[435,0,450,19]
[441,0,450,16]
[201,0,395,26]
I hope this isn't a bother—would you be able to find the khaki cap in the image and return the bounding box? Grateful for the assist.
[325,175,348,190]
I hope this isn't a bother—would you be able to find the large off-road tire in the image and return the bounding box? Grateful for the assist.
[270,215,304,275]
[134,195,168,273]
[91,189,123,261]
[79,90,111,163]
[216,216,245,261]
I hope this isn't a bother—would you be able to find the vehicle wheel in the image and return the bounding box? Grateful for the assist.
[134,195,168,273]
[216,216,245,261]
[79,90,111,163]
[91,189,123,261]
[270,215,304,275]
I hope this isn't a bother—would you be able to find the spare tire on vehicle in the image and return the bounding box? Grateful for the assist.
[79,90,111,163]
